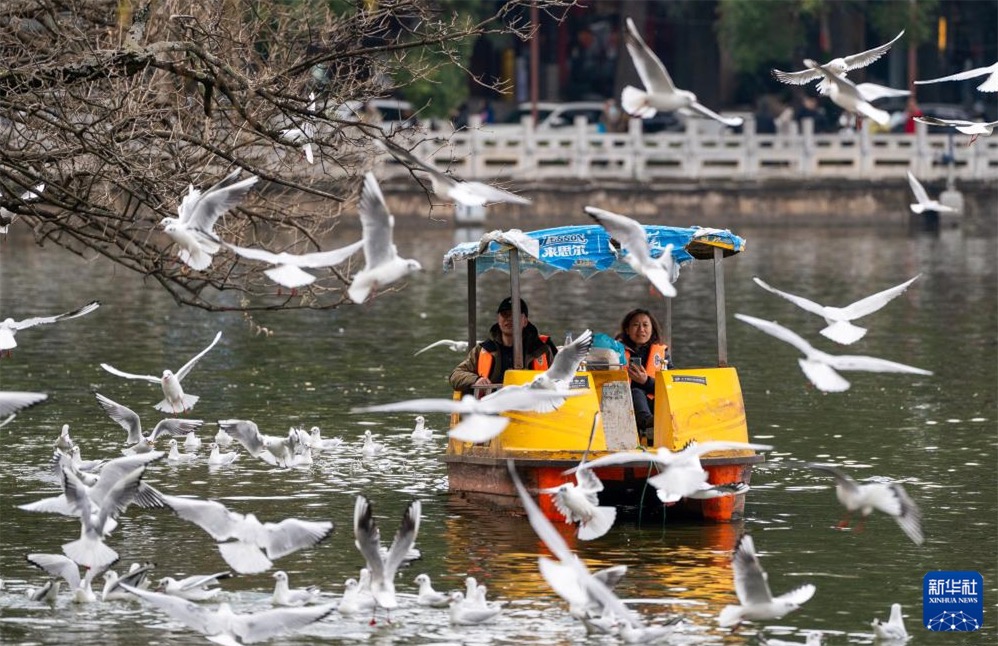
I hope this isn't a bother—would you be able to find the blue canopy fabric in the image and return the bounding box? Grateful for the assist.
[442,225,745,279]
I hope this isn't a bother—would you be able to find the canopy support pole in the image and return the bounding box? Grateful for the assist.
[467,259,477,350]
[714,246,728,367]
[663,297,673,357]
[510,247,524,369]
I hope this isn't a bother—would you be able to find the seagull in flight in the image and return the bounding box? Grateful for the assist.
[348,172,422,304]
[158,492,334,574]
[0,182,45,234]
[802,59,891,126]
[622,16,743,128]
[279,92,317,164]
[915,61,998,93]
[225,238,363,290]
[353,495,421,621]
[27,553,99,603]
[100,331,222,413]
[540,462,616,541]
[719,534,816,628]
[735,313,932,392]
[752,275,921,345]
[772,31,904,94]
[0,391,48,427]
[160,170,258,271]
[121,584,336,645]
[413,339,469,356]
[95,392,203,447]
[0,300,100,356]
[378,139,531,208]
[585,206,676,297]
[218,419,306,467]
[906,172,955,215]
[913,115,998,144]
[808,463,923,545]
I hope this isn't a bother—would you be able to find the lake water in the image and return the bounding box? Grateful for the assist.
[0,222,995,645]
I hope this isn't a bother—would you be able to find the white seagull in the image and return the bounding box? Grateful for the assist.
[718,534,816,628]
[348,172,422,303]
[0,391,48,427]
[913,115,998,144]
[915,61,998,93]
[413,338,469,356]
[808,464,923,545]
[121,584,336,645]
[622,16,743,128]
[540,458,616,541]
[802,59,890,126]
[448,591,503,625]
[160,170,259,271]
[26,553,98,603]
[361,429,385,457]
[157,571,231,601]
[306,426,342,451]
[95,392,203,446]
[225,238,363,290]
[872,602,909,641]
[0,300,100,356]
[336,576,375,615]
[413,573,451,607]
[353,495,421,617]
[271,570,320,607]
[410,415,432,441]
[735,313,932,391]
[279,92,317,163]
[167,438,198,463]
[207,442,240,466]
[101,562,156,601]
[906,172,955,215]
[585,206,676,297]
[751,275,921,345]
[183,430,202,450]
[574,440,771,504]
[159,492,334,574]
[0,182,45,234]
[379,139,531,208]
[100,330,222,413]
[773,31,905,94]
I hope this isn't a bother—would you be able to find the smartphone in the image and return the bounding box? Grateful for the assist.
[630,357,642,366]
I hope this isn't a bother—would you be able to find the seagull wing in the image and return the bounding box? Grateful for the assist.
[914,115,975,127]
[689,101,744,127]
[752,277,826,317]
[543,329,593,383]
[838,274,920,320]
[181,171,258,232]
[906,171,931,205]
[12,300,100,331]
[225,242,288,264]
[229,603,338,643]
[855,82,910,102]
[413,339,456,356]
[149,418,204,440]
[100,363,161,384]
[0,391,48,418]
[883,484,924,545]
[624,17,677,92]
[94,393,143,443]
[807,463,861,496]
[383,500,421,578]
[218,419,266,456]
[915,62,998,85]
[119,585,220,635]
[290,240,364,269]
[447,414,510,443]
[455,181,532,206]
[174,331,222,382]
[772,66,823,86]
[262,518,334,559]
[732,534,774,605]
[841,30,904,71]
[734,313,817,357]
[353,495,386,583]
[585,206,654,265]
[352,397,472,415]
[27,553,82,589]
[825,353,932,376]
[159,493,244,541]
[359,172,398,269]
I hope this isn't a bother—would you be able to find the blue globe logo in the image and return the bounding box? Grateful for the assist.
[926,610,982,631]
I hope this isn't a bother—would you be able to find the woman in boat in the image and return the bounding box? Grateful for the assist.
[449,297,558,396]
[616,308,672,436]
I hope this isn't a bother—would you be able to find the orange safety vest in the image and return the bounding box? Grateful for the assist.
[476,335,551,380]
[624,342,669,398]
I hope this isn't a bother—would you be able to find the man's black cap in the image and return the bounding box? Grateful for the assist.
[497,297,528,316]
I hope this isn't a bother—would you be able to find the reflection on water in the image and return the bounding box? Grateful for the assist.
[0,224,995,645]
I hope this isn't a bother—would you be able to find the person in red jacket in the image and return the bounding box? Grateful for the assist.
[616,308,672,438]
[449,297,558,396]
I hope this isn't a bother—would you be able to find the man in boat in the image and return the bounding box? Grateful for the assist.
[449,297,558,396]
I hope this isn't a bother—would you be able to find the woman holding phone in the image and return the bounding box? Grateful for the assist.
[615,308,672,438]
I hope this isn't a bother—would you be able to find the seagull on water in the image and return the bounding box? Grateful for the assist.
[414,573,451,607]
[718,534,816,628]
[735,313,932,392]
[336,576,375,615]
[348,172,422,304]
[225,238,364,290]
[306,426,342,451]
[207,442,240,466]
[101,562,155,601]
[410,415,433,441]
[808,463,924,545]
[378,138,531,208]
[915,61,998,93]
[622,16,743,128]
[158,492,334,574]
[353,495,421,620]
[907,172,955,215]
[121,584,336,645]
[183,430,202,451]
[751,275,921,345]
[157,571,231,601]
[413,339,469,356]
[167,438,198,463]
[872,602,909,641]
[0,300,100,356]
[95,392,203,448]
[448,591,503,625]
[271,570,320,607]
[160,169,258,271]
[772,31,904,94]
[585,206,677,297]
[27,553,98,603]
[100,331,222,413]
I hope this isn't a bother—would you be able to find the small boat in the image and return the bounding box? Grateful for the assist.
[440,224,764,523]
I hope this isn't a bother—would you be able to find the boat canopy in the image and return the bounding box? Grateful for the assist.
[442,225,746,278]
